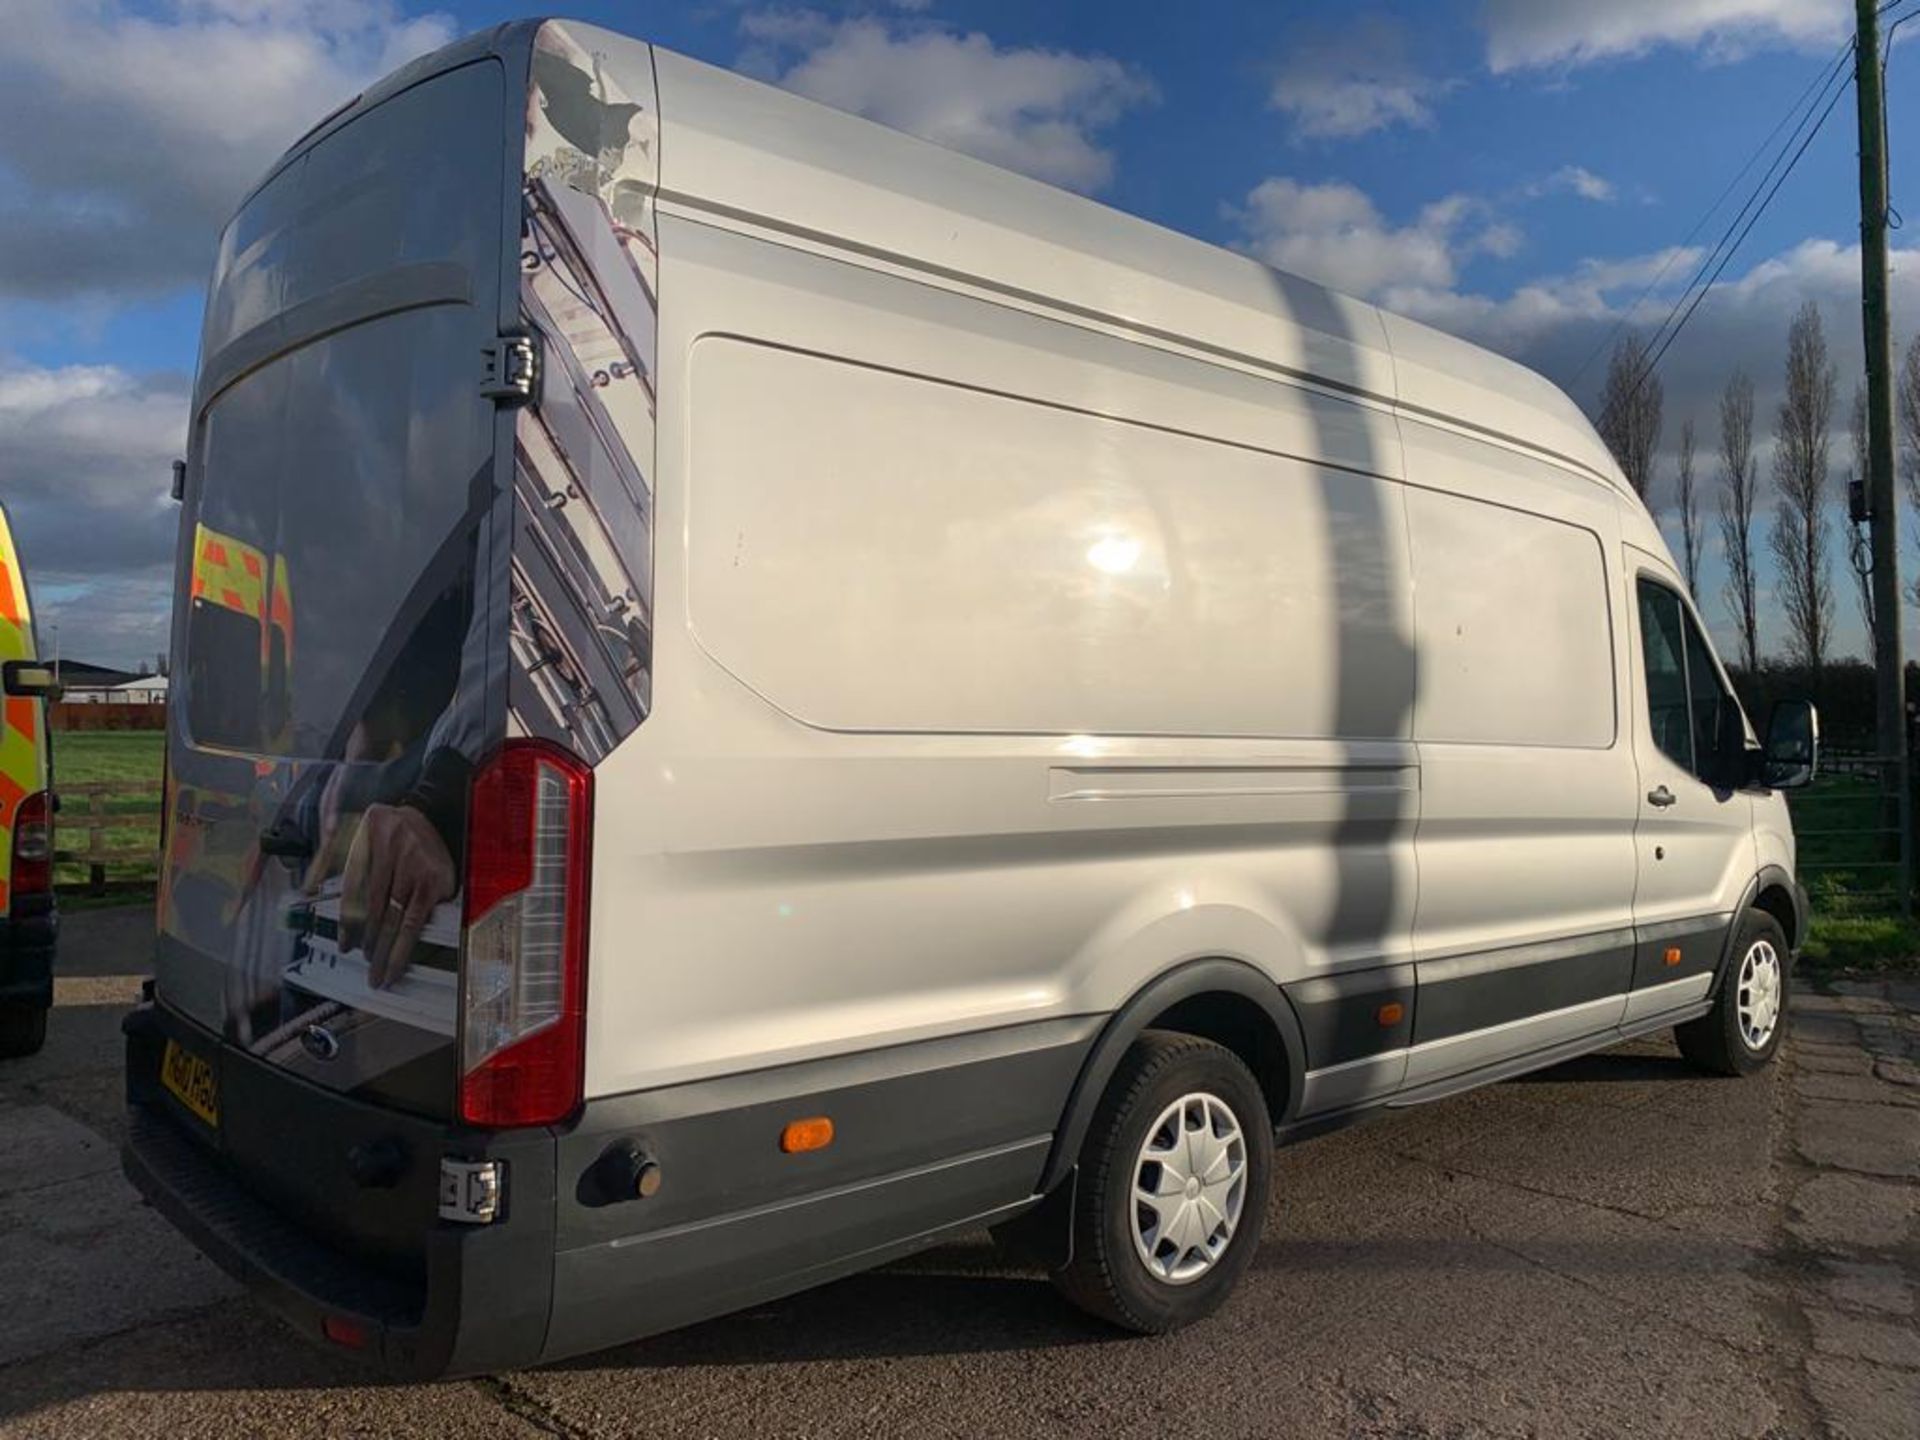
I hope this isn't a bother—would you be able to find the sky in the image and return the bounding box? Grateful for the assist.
[2,0,1919,669]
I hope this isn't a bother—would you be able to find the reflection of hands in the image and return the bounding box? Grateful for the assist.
[339,803,457,989]
[301,765,355,893]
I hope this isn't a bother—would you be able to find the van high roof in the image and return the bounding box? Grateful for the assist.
[643,42,1630,500]
[250,20,1635,505]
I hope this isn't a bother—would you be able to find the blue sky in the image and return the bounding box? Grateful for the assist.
[2,0,1917,668]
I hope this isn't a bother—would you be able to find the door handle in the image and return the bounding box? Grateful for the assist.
[1647,785,1677,808]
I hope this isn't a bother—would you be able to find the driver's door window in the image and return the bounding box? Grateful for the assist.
[1637,581,1692,770]
[1637,576,1742,789]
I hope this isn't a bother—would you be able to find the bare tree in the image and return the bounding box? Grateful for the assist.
[1846,384,1875,650]
[1597,333,1664,506]
[1768,301,1836,689]
[1718,370,1761,673]
[1900,337,1920,605]
[1676,418,1702,595]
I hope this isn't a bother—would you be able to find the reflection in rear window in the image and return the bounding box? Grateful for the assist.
[185,306,488,761]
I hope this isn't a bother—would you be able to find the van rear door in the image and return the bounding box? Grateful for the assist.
[157,60,510,1121]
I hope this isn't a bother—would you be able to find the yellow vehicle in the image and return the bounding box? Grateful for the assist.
[0,500,57,1057]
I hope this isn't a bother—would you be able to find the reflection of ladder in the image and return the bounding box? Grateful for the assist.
[508,574,618,762]
[280,884,460,1037]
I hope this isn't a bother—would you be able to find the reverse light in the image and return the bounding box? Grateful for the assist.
[458,740,591,1129]
[11,791,51,898]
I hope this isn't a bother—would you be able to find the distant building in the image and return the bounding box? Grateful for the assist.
[52,660,143,690]
[56,662,165,704]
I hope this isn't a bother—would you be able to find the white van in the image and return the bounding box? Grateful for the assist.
[123,19,1816,1375]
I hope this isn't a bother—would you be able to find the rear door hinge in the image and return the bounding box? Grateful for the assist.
[481,334,539,406]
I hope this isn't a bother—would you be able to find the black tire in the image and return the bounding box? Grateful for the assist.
[0,1002,48,1059]
[1676,908,1790,1077]
[1052,1030,1272,1333]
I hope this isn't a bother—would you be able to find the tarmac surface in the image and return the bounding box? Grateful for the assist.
[1,904,1915,1439]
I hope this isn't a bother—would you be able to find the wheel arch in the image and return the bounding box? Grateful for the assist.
[1714,864,1805,997]
[1750,872,1803,952]
[1036,957,1305,1196]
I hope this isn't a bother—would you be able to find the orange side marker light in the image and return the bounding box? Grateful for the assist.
[781,1116,835,1154]
[1376,1002,1406,1027]
[1664,947,1683,968]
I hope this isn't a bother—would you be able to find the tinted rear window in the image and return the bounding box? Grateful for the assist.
[186,306,491,760]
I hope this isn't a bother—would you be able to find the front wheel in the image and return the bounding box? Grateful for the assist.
[1676,908,1790,1076]
[1052,1031,1272,1333]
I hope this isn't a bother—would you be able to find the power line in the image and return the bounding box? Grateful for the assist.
[1637,67,1854,387]
[1597,48,1858,430]
[1570,32,1859,386]
[1884,3,1917,226]
[1628,44,1852,367]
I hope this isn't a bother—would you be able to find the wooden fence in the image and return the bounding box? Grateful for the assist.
[53,779,163,894]
[51,702,166,731]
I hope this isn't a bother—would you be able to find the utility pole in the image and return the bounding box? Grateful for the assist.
[1857,0,1911,913]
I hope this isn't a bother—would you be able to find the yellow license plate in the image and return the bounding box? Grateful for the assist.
[161,1038,219,1128]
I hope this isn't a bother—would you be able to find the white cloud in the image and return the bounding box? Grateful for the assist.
[0,0,455,302]
[1224,178,1522,299]
[738,11,1156,194]
[0,361,190,666]
[1530,164,1618,202]
[1379,230,1920,659]
[1267,17,1452,140]
[1481,0,1847,72]
[1221,168,1917,660]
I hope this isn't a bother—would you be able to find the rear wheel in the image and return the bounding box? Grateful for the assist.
[1052,1030,1272,1333]
[0,1002,48,1059]
[1676,908,1789,1077]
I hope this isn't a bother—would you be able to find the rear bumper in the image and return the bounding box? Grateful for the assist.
[0,896,56,1007]
[124,996,1089,1376]
[122,999,556,1378]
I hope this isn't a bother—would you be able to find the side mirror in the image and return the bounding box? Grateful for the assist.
[1761,699,1818,790]
[1,660,60,701]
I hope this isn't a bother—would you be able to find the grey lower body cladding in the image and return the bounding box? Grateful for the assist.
[1282,915,1738,1076]
[122,998,1096,1377]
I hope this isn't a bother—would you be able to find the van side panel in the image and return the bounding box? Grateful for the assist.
[689,340,1407,739]
[1395,420,1641,1088]
[588,210,1421,1115]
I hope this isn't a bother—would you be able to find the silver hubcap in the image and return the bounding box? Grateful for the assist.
[1131,1092,1247,1284]
[1736,939,1782,1051]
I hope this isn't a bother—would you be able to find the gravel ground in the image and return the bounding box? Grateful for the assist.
[1,905,1914,1439]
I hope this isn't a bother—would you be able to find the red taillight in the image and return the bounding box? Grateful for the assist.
[457,739,591,1129]
[11,791,51,898]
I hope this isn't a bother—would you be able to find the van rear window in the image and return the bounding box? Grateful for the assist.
[184,305,490,761]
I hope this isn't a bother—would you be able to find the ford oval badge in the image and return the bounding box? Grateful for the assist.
[301,1024,341,1062]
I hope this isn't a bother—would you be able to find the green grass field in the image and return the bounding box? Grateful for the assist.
[50,730,165,891]
[1784,768,1920,970]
